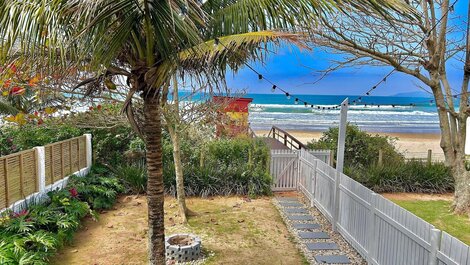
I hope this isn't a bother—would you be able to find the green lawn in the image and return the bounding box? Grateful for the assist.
[390,199,470,245]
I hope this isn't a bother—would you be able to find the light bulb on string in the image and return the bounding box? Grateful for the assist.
[258,74,263,80]
[304,102,308,107]
[294,98,299,104]
[271,85,276,92]
[286,93,291,100]
[358,97,362,103]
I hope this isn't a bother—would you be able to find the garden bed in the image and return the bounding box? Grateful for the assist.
[50,196,308,265]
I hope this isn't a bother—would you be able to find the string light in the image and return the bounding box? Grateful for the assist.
[294,98,299,104]
[271,85,276,92]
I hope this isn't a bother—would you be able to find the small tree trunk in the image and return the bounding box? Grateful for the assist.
[167,124,189,223]
[144,96,165,264]
[452,161,470,214]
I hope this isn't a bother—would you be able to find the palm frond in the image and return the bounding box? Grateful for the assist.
[146,31,309,90]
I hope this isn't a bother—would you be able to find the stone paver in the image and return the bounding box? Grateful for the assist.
[284,208,309,214]
[306,242,339,251]
[279,202,304,207]
[298,231,330,239]
[286,214,315,221]
[275,197,355,264]
[277,197,300,202]
[292,223,321,230]
[314,255,350,264]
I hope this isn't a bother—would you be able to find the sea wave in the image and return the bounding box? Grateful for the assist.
[250,103,419,110]
[250,110,437,116]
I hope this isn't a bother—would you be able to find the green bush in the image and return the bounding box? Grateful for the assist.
[0,123,82,156]
[307,124,404,169]
[68,165,124,210]
[346,160,453,193]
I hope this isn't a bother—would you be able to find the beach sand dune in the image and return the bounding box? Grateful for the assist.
[255,130,442,155]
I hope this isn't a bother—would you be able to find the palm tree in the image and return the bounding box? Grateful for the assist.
[0,0,406,263]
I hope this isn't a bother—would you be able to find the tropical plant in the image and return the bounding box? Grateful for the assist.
[0,0,406,263]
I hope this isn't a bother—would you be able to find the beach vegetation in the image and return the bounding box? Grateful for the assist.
[307,124,404,169]
[348,160,453,193]
[309,0,470,214]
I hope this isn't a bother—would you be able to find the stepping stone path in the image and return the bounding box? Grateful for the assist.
[275,196,351,264]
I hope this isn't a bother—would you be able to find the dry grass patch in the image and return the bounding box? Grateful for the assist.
[50,196,306,265]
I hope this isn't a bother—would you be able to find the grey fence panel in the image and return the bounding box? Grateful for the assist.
[337,173,372,258]
[374,195,433,265]
[309,149,331,165]
[313,158,335,221]
[287,147,470,265]
[270,150,298,191]
[438,232,470,265]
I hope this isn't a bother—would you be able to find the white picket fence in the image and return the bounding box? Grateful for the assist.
[270,148,470,265]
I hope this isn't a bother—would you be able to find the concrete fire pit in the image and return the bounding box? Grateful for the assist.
[165,234,202,262]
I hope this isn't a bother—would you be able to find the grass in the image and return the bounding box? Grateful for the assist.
[389,199,470,245]
[50,195,306,265]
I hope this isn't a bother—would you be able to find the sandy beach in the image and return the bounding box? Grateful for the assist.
[255,129,442,155]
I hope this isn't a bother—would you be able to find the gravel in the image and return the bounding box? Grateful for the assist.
[273,195,367,265]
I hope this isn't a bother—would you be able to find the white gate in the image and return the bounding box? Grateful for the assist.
[270,150,298,191]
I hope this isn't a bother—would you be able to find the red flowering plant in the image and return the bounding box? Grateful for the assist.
[11,209,29,218]
[69,187,79,198]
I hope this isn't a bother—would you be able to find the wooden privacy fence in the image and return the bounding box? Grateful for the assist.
[270,148,470,265]
[0,135,92,211]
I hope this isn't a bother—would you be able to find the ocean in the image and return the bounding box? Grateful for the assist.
[244,94,439,134]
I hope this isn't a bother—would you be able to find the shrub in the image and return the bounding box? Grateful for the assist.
[346,160,453,193]
[114,162,147,194]
[67,165,124,210]
[163,137,272,197]
[307,124,404,169]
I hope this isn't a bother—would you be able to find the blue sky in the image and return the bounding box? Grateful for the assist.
[226,2,468,96]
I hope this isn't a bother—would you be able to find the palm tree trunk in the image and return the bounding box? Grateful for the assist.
[143,95,165,265]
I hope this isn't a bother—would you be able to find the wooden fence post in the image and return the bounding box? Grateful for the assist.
[378,149,383,166]
[367,193,378,263]
[427,149,432,165]
[33,147,46,193]
[429,228,441,265]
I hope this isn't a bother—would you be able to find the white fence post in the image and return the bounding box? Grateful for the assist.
[85,134,92,171]
[367,193,378,264]
[311,159,317,208]
[34,146,46,193]
[429,229,442,265]
[333,98,348,231]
